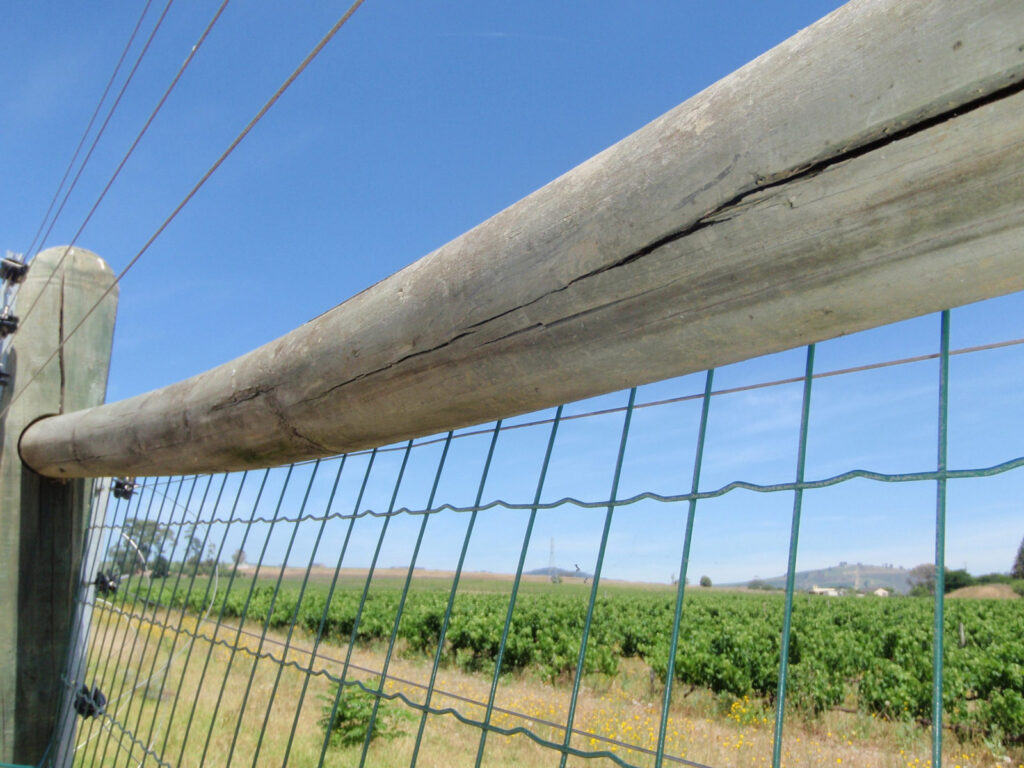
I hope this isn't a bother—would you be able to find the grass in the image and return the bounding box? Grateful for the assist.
[69,591,1020,768]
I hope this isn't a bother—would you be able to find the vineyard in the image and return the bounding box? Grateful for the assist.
[112,574,1024,745]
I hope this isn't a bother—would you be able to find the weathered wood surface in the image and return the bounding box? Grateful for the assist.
[19,0,1024,479]
[0,247,117,764]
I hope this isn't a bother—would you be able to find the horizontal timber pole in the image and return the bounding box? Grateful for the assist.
[20,0,1024,479]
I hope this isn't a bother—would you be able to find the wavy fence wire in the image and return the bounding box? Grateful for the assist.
[54,296,1024,768]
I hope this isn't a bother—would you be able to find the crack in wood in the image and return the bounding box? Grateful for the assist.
[209,385,272,412]
[58,271,67,415]
[295,71,1024,410]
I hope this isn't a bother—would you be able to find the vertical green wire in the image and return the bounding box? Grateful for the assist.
[93,476,181,768]
[101,476,183,765]
[198,465,293,768]
[932,310,950,768]
[157,473,230,760]
[125,476,199,734]
[559,388,637,768]
[286,450,378,766]
[342,443,413,682]
[141,474,214,752]
[170,470,256,765]
[475,406,563,767]
[231,460,323,767]
[279,453,357,767]
[409,421,503,767]
[177,469,269,767]
[48,477,114,766]
[771,344,815,768]
[60,481,130,760]
[656,369,714,767]
[81,479,153,767]
[317,440,415,767]
[251,460,338,766]
[359,433,454,767]
[77,486,136,762]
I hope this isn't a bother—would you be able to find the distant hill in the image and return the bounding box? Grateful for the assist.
[731,563,912,595]
[525,566,593,580]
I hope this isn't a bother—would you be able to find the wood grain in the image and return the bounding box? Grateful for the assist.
[19,0,1024,479]
[0,247,117,763]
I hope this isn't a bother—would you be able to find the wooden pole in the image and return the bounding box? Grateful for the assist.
[0,247,117,765]
[18,0,1024,480]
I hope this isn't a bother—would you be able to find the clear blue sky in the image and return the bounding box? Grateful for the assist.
[3,1,1022,584]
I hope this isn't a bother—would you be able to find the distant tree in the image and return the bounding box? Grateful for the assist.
[150,555,170,579]
[183,525,204,568]
[908,563,936,596]
[105,518,172,575]
[943,568,975,593]
[202,542,218,570]
[1013,536,1024,579]
[232,549,247,567]
[976,572,1012,585]
[699,575,712,587]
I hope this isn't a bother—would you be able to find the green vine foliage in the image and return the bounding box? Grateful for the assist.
[132,578,1024,741]
[319,679,412,749]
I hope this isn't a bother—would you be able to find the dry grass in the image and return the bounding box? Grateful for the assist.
[946,584,1019,600]
[71,602,1019,768]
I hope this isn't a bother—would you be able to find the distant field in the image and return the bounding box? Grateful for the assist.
[232,564,685,597]
[81,602,1013,768]
[117,564,1024,758]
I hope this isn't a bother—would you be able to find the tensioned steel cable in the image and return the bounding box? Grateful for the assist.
[15,0,198,334]
[2,0,232,413]
[1,0,367,430]
[21,0,162,261]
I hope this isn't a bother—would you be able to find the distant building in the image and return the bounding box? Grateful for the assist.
[809,585,840,597]
[872,587,891,597]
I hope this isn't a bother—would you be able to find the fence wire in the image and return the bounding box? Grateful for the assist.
[48,304,1024,768]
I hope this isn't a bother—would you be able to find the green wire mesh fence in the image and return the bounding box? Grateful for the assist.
[50,301,1024,768]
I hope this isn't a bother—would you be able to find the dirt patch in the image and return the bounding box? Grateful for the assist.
[947,583,1019,599]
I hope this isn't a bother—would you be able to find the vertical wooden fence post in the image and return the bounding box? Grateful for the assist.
[0,246,117,766]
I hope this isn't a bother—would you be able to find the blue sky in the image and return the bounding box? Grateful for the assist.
[4,1,1023,584]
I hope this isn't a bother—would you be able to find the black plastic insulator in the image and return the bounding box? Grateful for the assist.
[74,683,107,719]
[112,478,136,500]
[0,258,28,284]
[0,311,18,338]
[93,571,119,596]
